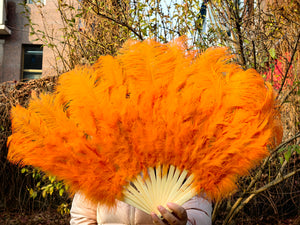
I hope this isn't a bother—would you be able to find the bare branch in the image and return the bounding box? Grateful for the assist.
[277,32,300,96]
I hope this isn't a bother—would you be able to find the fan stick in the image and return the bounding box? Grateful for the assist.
[173,173,196,204]
[124,183,152,212]
[122,165,196,216]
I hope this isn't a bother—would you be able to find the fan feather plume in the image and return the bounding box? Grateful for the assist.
[7,37,282,211]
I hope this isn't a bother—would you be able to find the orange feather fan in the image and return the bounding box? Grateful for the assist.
[7,37,282,215]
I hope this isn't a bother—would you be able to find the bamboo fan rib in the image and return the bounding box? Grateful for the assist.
[123,165,196,215]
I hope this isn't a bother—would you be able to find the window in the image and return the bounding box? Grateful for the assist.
[22,45,43,81]
[27,0,46,5]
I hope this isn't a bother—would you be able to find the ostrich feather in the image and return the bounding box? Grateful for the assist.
[7,37,282,213]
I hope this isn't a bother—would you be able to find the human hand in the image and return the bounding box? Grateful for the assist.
[151,202,187,225]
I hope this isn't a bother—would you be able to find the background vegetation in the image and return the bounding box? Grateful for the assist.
[0,0,299,224]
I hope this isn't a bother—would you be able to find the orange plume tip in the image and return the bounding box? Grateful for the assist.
[7,37,283,213]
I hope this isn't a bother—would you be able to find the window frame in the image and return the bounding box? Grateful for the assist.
[21,44,43,81]
[26,0,46,5]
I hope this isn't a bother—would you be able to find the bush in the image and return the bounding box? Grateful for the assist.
[0,77,71,213]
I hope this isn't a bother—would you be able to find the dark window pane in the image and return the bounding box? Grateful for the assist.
[23,72,42,80]
[24,46,43,70]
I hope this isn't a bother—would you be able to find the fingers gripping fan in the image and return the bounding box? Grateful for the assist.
[7,37,283,215]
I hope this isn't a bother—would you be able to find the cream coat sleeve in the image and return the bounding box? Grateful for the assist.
[183,196,212,225]
[70,193,98,225]
[70,193,212,225]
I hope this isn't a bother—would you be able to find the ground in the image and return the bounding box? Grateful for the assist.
[0,210,70,225]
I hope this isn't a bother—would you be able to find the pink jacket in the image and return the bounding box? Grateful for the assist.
[70,193,212,225]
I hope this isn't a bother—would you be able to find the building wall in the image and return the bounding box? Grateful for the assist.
[0,0,66,82]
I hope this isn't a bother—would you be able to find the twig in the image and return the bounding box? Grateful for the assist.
[221,131,300,224]
[277,32,300,96]
[271,132,300,155]
[223,168,300,225]
[211,200,222,222]
[279,84,298,108]
[252,40,257,69]
[95,11,143,40]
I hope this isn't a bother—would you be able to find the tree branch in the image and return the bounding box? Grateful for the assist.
[277,32,300,96]
[223,168,300,225]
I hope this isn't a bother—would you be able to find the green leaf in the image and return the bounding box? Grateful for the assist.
[59,189,64,196]
[279,156,284,165]
[49,176,56,183]
[295,146,300,154]
[50,187,54,195]
[32,192,37,199]
[277,147,286,153]
[284,147,292,162]
[42,190,47,198]
[269,48,276,59]
[29,189,37,199]
[21,168,27,173]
